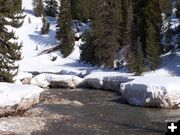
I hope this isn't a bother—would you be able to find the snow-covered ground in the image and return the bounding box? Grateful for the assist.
[15,0,92,75]
[143,51,180,77]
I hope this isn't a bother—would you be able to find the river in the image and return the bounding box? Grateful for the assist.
[30,88,180,135]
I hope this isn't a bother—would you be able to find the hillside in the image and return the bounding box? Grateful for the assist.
[13,0,180,79]
[16,0,91,78]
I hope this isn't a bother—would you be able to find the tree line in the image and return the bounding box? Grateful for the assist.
[0,0,24,82]
[79,0,175,75]
[33,0,178,75]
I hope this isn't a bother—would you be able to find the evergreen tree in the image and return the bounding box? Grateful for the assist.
[12,0,22,13]
[32,0,44,17]
[123,0,137,71]
[71,0,91,22]
[80,0,99,65]
[44,0,58,17]
[145,0,161,70]
[93,0,121,68]
[131,38,146,75]
[80,31,96,64]
[146,23,160,70]
[57,0,74,57]
[159,0,171,14]
[0,0,23,82]
[41,16,50,34]
[80,0,123,68]
[126,0,147,74]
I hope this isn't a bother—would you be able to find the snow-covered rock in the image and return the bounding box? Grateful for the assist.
[31,73,83,88]
[120,77,180,108]
[15,71,33,84]
[0,83,43,117]
[84,72,133,91]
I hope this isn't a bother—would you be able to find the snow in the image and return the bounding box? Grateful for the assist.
[120,77,180,108]
[31,73,83,88]
[15,71,33,81]
[7,0,89,76]
[84,71,133,91]
[143,52,180,77]
[0,83,43,107]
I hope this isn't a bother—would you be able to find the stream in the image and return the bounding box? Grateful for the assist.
[30,88,180,135]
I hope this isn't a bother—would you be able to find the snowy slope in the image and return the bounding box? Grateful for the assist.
[15,0,91,75]
[143,51,180,77]
[15,0,180,78]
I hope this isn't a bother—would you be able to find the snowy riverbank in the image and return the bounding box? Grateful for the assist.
[13,70,180,109]
[0,83,43,117]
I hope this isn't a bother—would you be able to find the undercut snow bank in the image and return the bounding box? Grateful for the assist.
[84,72,133,91]
[120,77,180,108]
[0,83,43,117]
[31,73,83,88]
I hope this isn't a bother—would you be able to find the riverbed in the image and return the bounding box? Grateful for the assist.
[31,89,180,135]
[1,89,180,135]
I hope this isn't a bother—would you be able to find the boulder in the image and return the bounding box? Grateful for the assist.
[31,73,83,89]
[120,77,180,108]
[0,83,43,117]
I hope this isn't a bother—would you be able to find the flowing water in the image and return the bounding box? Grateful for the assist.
[32,89,180,135]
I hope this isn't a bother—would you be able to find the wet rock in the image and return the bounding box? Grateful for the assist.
[70,101,84,107]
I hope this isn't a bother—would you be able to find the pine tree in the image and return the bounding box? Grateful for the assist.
[123,0,137,71]
[80,0,99,65]
[57,0,74,58]
[44,0,58,17]
[32,0,44,17]
[12,0,22,13]
[80,31,96,65]
[146,23,160,70]
[145,0,161,70]
[126,0,147,74]
[132,38,146,75]
[0,0,23,82]
[71,0,91,22]
[41,16,50,34]
[80,0,122,68]
[93,0,121,68]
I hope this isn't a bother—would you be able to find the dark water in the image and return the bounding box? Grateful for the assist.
[33,89,180,135]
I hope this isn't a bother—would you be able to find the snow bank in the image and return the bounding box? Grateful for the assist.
[120,77,180,108]
[0,83,43,117]
[31,73,83,88]
[15,71,33,84]
[84,72,133,91]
